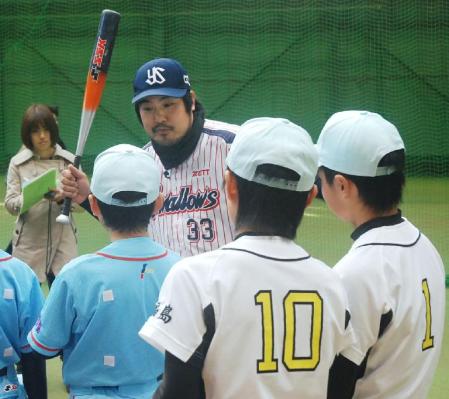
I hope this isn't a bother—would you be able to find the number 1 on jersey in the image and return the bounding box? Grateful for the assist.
[255,291,278,372]
[421,279,434,351]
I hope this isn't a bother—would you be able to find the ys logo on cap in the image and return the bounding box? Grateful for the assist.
[146,67,166,86]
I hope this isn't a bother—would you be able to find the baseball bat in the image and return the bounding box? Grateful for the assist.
[57,9,120,224]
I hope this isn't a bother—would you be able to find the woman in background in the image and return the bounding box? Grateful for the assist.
[4,103,78,286]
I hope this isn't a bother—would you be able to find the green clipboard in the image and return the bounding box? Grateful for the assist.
[20,168,57,214]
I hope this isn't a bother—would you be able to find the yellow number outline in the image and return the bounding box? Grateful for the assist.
[255,290,323,373]
[422,279,434,351]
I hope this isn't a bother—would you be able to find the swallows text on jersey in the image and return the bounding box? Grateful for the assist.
[159,185,219,216]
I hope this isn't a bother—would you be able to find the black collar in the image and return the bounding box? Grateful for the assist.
[152,101,205,170]
[351,210,404,241]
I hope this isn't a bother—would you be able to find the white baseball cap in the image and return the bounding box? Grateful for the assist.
[317,110,405,177]
[226,117,318,192]
[91,144,160,207]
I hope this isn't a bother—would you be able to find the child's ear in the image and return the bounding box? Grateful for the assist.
[333,174,353,198]
[152,194,164,216]
[305,185,318,208]
[224,170,238,203]
[88,194,102,220]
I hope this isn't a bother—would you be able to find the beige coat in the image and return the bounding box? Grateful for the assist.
[4,145,79,282]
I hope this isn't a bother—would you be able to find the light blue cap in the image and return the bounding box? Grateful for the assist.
[226,117,318,191]
[317,110,405,177]
[91,144,160,207]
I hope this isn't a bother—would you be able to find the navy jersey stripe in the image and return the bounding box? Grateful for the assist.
[356,232,421,249]
[202,128,235,144]
[222,247,310,262]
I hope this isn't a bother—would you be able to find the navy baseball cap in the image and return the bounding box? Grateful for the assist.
[132,58,191,104]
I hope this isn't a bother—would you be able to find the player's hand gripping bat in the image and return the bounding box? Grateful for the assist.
[57,9,120,224]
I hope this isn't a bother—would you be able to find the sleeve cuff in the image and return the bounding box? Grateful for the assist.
[340,345,365,366]
[139,318,194,363]
[20,343,32,354]
[27,330,61,357]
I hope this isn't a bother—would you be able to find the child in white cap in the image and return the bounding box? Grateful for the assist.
[27,144,180,399]
[316,110,445,398]
[139,117,363,399]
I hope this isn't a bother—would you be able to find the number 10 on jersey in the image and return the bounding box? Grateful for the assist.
[255,290,323,373]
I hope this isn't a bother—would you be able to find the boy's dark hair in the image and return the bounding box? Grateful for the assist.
[231,165,310,240]
[320,149,405,213]
[135,91,194,124]
[96,191,155,233]
[21,104,61,150]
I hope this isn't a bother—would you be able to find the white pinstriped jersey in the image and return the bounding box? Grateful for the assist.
[337,216,445,399]
[143,119,239,257]
[140,235,363,399]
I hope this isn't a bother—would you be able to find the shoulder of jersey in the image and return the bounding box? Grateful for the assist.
[203,118,240,140]
[57,253,99,277]
[204,119,240,132]
[142,141,154,152]
[354,219,419,248]
[0,255,37,279]
[172,248,223,274]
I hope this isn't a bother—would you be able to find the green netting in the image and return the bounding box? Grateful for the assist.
[0,1,448,267]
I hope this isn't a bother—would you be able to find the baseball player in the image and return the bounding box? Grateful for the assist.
[316,110,446,398]
[139,118,363,399]
[0,249,46,399]
[27,145,180,398]
[61,57,239,257]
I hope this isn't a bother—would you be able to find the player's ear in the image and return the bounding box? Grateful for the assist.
[190,90,196,112]
[224,170,239,223]
[334,175,359,200]
[88,194,103,221]
[224,170,238,201]
[305,184,318,208]
[152,193,164,216]
[333,174,352,198]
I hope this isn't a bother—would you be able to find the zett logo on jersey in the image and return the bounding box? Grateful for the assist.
[159,186,219,215]
[192,169,210,177]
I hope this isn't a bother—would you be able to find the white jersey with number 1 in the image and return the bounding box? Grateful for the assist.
[144,119,239,257]
[337,216,446,398]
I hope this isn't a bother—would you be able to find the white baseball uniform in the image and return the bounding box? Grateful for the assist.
[140,234,363,399]
[336,214,446,399]
[144,119,239,257]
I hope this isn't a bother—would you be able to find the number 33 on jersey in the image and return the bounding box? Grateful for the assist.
[145,120,239,257]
